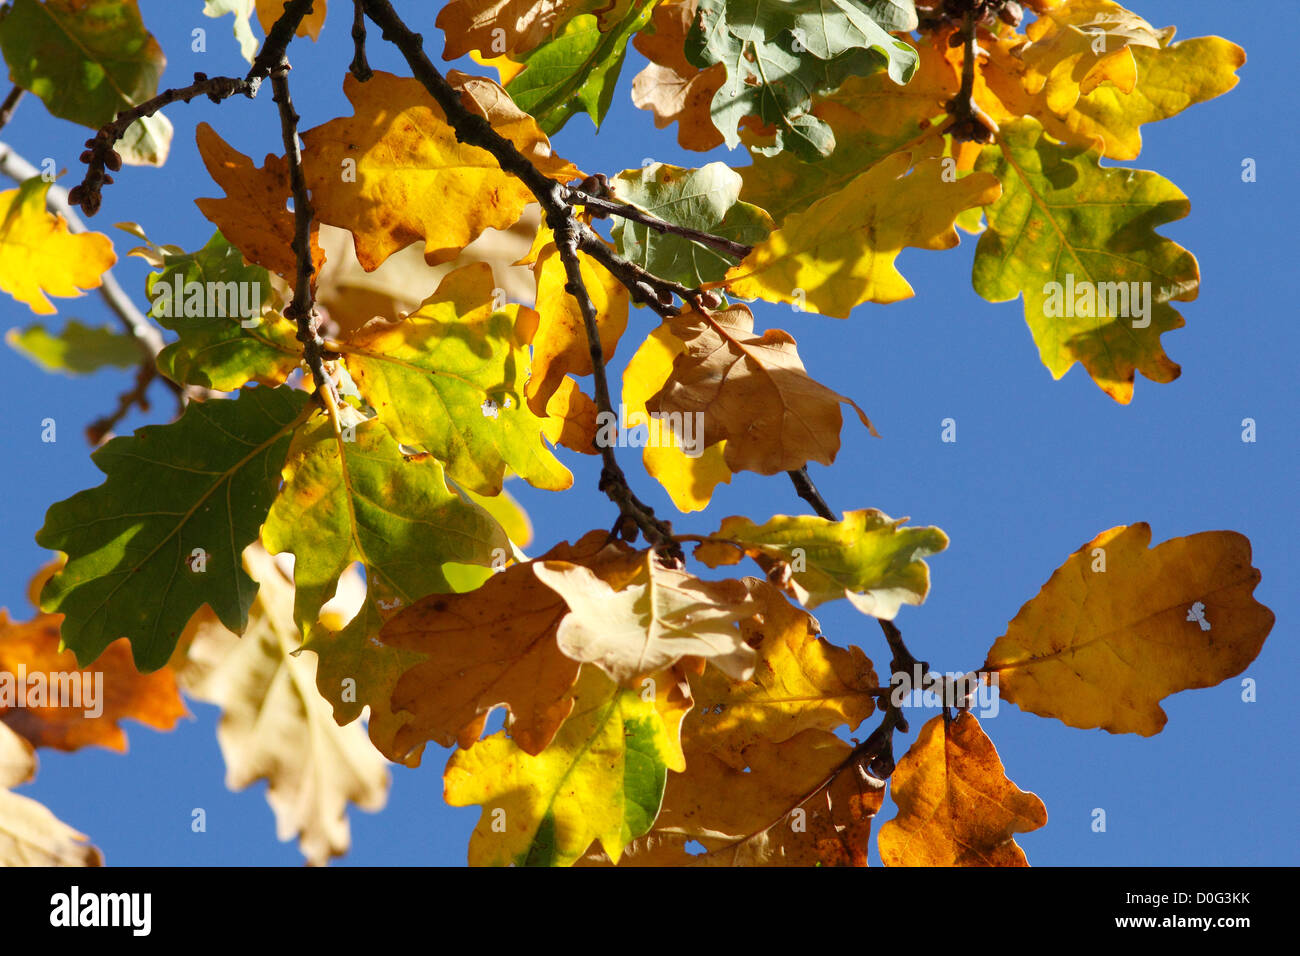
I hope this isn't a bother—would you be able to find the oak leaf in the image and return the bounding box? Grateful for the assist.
[36,386,309,671]
[695,509,947,617]
[0,605,185,753]
[173,545,388,866]
[444,663,690,866]
[194,122,325,283]
[0,178,116,315]
[380,531,644,758]
[589,584,882,865]
[878,713,1047,866]
[646,304,876,474]
[622,321,732,511]
[436,0,588,60]
[336,262,572,495]
[630,0,726,151]
[0,724,102,866]
[972,117,1199,403]
[302,71,579,271]
[984,524,1274,736]
[533,554,759,685]
[723,153,1001,317]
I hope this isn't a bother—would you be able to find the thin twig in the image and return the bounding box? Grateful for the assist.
[72,0,319,216]
[269,64,336,410]
[0,86,23,134]
[70,73,258,216]
[787,466,837,521]
[571,186,754,261]
[86,364,156,445]
[361,0,678,552]
[349,0,374,81]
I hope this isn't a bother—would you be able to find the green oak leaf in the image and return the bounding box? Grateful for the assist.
[36,386,310,671]
[0,0,172,165]
[507,2,658,134]
[695,509,947,618]
[6,319,140,375]
[686,0,918,159]
[262,412,510,639]
[335,262,572,496]
[146,231,301,391]
[445,665,680,867]
[972,118,1199,404]
[610,163,774,287]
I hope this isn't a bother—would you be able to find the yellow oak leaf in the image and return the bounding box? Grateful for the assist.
[0,178,115,314]
[335,262,572,496]
[723,153,1001,317]
[0,723,101,866]
[695,509,948,618]
[878,713,1047,866]
[977,1,1242,160]
[647,304,876,474]
[541,374,600,454]
[194,122,325,282]
[302,71,579,271]
[984,524,1274,736]
[586,584,882,866]
[527,227,628,415]
[444,662,690,866]
[380,531,644,758]
[622,322,732,512]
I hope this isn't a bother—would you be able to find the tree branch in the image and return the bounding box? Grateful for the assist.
[0,86,23,134]
[349,0,374,81]
[269,64,337,411]
[69,73,258,216]
[361,0,681,553]
[70,0,319,216]
[571,184,754,261]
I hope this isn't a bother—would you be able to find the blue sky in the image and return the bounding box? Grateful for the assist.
[0,0,1295,866]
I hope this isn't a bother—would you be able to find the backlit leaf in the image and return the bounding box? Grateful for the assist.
[35,386,310,671]
[984,523,1274,736]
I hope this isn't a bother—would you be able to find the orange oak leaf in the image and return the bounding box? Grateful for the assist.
[0,604,186,754]
[194,122,325,282]
[380,531,644,757]
[878,713,1047,866]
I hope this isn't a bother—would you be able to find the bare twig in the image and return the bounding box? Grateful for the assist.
[71,0,319,216]
[361,0,681,552]
[787,466,837,521]
[349,0,374,81]
[269,64,336,410]
[0,86,23,134]
[70,73,258,216]
[571,184,754,261]
[86,364,156,445]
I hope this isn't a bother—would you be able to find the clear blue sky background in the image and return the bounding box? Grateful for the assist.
[0,0,1294,866]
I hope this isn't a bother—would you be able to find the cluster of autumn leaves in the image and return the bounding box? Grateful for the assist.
[0,0,1275,866]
